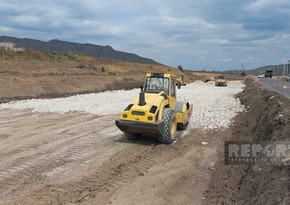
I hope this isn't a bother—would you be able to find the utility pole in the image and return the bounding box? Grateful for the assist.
[241,64,246,76]
[282,50,289,76]
[283,61,286,76]
[287,60,290,75]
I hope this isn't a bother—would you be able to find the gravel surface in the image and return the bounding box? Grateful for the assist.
[182,81,245,129]
[0,81,245,130]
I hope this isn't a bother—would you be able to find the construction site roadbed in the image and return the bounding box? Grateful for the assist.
[0,77,289,204]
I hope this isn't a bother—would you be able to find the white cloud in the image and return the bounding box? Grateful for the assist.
[0,25,14,32]
[247,0,289,11]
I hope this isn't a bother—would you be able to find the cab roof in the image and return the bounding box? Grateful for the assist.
[146,73,176,78]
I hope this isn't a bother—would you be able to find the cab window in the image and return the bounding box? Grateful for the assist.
[145,77,169,94]
[171,79,176,97]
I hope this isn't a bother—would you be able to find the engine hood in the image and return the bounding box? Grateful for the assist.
[130,92,168,112]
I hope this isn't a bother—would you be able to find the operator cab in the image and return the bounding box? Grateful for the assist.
[145,76,170,94]
[144,73,177,94]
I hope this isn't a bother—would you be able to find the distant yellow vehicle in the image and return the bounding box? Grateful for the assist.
[115,73,193,144]
[215,75,228,86]
[176,75,187,88]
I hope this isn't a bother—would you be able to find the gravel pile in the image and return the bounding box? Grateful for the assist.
[0,81,245,130]
[178,81,245,130]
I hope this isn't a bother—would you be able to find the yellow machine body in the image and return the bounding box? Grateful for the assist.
[215,75,228,86]
[115,73,193,143]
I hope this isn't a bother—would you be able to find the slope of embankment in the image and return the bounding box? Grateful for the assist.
[205,76,290,205]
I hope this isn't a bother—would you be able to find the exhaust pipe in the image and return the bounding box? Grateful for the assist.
[138,86,146,106]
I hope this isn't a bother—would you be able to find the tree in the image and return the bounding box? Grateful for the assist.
[178,65,183,71]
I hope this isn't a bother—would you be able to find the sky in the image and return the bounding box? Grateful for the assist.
[1,0,290,71]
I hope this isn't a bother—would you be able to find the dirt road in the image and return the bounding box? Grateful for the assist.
[0,81,244,204]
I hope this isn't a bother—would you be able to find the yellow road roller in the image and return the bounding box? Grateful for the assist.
[115,73,193,144]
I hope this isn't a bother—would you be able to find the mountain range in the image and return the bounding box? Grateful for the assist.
[0,36,160,65]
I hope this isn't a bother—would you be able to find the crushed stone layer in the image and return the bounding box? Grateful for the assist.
[0,81,245,130]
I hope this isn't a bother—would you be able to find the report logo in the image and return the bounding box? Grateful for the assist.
[225,141,290,165]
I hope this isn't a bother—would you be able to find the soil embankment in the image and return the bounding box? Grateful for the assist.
[205,76,290,205]
[0,58,243,103]
[0,74,144,103]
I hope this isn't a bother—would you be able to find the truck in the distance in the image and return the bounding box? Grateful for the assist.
[265,70,273,78]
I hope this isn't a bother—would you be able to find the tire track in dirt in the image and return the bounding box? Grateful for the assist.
[0,111,130,204]
[10,129,225,205]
